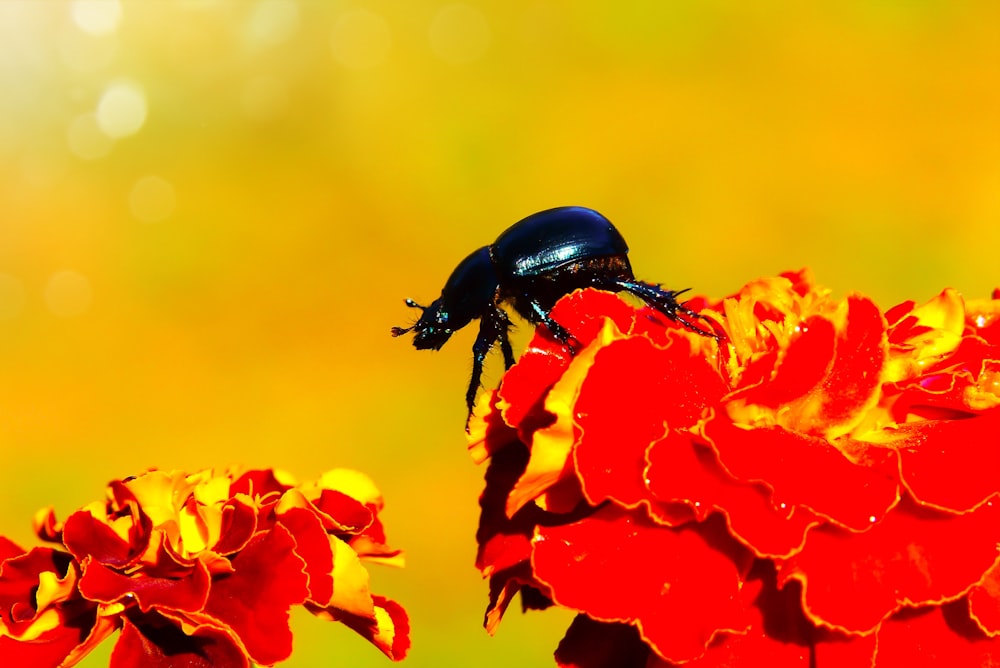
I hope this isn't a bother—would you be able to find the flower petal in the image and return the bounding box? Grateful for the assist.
[275,503,334,606]
[498,289,634,433]
[574,334,726,509]
[532,506,753,663]
[312,594,410,661]
[778,496,1000,633]
[646,433,821,558]
[894,413,1000,513]
[202,524,309,666]
[643,565,877,668]
[63,509,143,570]
[968,558,1000,636]
[78,555,211,614]
[873,602,1000,667]
[704,421,900,532]
[109,614,249,668]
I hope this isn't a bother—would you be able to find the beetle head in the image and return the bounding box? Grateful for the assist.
[392,246,499,352]
[391,298,455,350]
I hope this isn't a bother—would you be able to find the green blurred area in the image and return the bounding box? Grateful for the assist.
[1,1,998,666]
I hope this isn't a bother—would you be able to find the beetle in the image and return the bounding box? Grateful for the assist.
[391,206,718,421]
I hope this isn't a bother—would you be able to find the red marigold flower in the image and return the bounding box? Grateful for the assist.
[469,271,1000,666]
[0,467,409,667]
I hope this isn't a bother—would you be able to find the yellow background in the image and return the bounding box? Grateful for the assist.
[1,1,998,666]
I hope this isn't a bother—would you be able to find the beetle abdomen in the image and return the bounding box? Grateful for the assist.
[490,206,628,278]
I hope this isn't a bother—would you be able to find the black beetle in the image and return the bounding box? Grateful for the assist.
[391,206,717,420]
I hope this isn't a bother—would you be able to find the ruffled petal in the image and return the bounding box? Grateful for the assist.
[202,524,309,666]
[968,558,1000,636]
[646,432,821,557]
[873,602,1000,666]
[893,412,1000,513]
[532,506,753,663]
[574,334,726,509]
[777,497,1000,633]
[704,421,900,532]
[109,614,249,668]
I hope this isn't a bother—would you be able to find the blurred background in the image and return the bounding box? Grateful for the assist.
[1,1,998,665]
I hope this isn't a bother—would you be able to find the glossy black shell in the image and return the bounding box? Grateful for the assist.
[439,246,497,331]
[489,206,629,279]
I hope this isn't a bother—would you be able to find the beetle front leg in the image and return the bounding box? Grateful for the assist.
[467,307,511,423]
[526,300,578,355]
[497,313,515,369]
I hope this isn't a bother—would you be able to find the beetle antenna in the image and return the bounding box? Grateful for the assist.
[391,299,428,337]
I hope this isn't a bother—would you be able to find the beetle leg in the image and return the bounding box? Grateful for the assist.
[526,300,578,355]
[612,280,720,340]
[496,309,516,370]
[467,306,513,422]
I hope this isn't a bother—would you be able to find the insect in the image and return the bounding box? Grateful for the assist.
[391,206,718,421]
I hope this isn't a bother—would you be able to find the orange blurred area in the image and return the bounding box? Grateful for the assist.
[1,1,998,666]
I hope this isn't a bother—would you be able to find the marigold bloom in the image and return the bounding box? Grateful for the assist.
[470,271,1000,667]
[0,467,408,667]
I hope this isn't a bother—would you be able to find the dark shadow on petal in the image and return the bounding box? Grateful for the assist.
[554,614,649,668]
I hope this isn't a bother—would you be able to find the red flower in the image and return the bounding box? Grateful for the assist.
[470,271,1000,666]
[0,467,409,667]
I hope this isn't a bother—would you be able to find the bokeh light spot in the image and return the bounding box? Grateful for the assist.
[129,175,176,223]
[44,270,93,318]
[244,0,300,47]
[0,274,27,321]
[70,0,122,36]
[241,75,289,121]
[428,3,491,65]
[96,80,147,138]
[66,112,114,160]
[330,9,391,70]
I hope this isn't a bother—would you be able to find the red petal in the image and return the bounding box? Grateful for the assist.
[532,506,753,663]
[499,289,636,431]
[804,295,886,432]
[644,567,876,668]
[0,547,75,633]
[969,558,1000,636]
[735,314,836,406]
[229,469,291,503]
[895,413,1000,513]
[331,594,410,661]
[778,497,1000,633]
[78,556,211,613]
[0,616,99,668]
[212,498,258,556]
[276,505,334,606]
[574,335,727,508]
[646,433,821,557]
[873,602,1000,667]
[887,337,1000,419]
[109,614,249,668]
[312,489,375,535]
[705,422,900,532]
[63,510,143,569]
[0,536,24,561]
[203,524,309,666]
[483,562,546,634]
